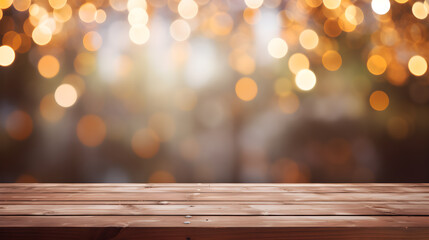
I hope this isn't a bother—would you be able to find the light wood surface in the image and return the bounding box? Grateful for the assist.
[0,183,428,239]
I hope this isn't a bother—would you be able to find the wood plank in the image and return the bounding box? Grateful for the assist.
[1,227,429,240]
[1,192,428,201]
[1,216,429,227]
[1,183,429,193]
[0,204,428,216]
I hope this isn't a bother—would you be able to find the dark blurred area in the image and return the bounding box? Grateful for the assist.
[1,0,429,183]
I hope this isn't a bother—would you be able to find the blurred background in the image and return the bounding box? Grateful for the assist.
[1,0,429,183]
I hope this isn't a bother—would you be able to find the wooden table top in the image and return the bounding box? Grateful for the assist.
[0,183,429,239]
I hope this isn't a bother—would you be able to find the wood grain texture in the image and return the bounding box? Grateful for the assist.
[0,183,428,239]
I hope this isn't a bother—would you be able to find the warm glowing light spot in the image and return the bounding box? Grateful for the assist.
[54,84,78,108]
[77,115,107,147]
[53,4,72,23]
[40,94,65,123]
[63,74,86,96]
[387,61,408,86]
[323,0,341,9]
[408,55,427,76]
[371,0,390,15]
[324,18,342,37]
[149,112,176,142]
[48,0,66,9]
[209,12,233,36]
[3,31,22,51]
[295,69,316,91]
[128,8,148,26]
[367,55,387,75]
[38,55,60,78]
[299,29,319,50]
[178,0,198,19]
[79,3,97,23]
[412,2,428,20]
[13,0,31,11]
[148,170,176,183]
[229,50,255,75]
[288,53,309,74]
[245,0,264,9]
[129,24,150,44]
[274,78,292,97]
[110,0,128,11]
[83,31,103,51]
[32,25,52,45]
[345,5,364,25]
[95,9,107,23]
[268,37,288,59]
[74,52,96,75]
[322,50,342,71]
[369,90,389,111]
[278,92,300,114]
[305,0,322,8]
[127,0,147,10]
[0,45,15,67]
[0,0,12,9]
[131,128,160,159]
[5,110,33,140]
[170,19,191,41]
[243,8,260,24]
[236,77,258,101]
[395,0,408,3]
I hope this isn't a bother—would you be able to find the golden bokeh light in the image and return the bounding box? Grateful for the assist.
[95,9,107,23]
[127,0,147,10]
[54,84,78,108]
[243,8,260,25]
[77,115,107,147]
[5,110,33,141]
[367,55,387,75]
[267,37,288,59]
[40,94,65,123]
[408,55,427,76]
[110,0,128,11]
[13,0,31,11]
[178,0,198,19]
[412,2,428,20]
[0,0,12,9]
[387,61,408,86]
[129,24,150,44]
[345,5,364,25]
[278,92,300,114]
[79,3,97,23]
[371,0,390,15]
[322,50,342,71]
[209,12,233,36]
[48,0,66,10]
[131,128,160,159]
[170,19,191,41]
[53,4,72,23]
[0,45,15,67]
[245,0,264,9]
[3,31,22,51]
[128,8,148,26]
[236,77,258,101]
[32,25,52,45]
[306,0,322,8]
[83,31,103,51]
[295,69,316,91]
[288,53,310,74]
[323,0,341,10]
[38,55,60,78]
[299,29,319,50]
[324,18,342,37]
[369,90,389,111]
